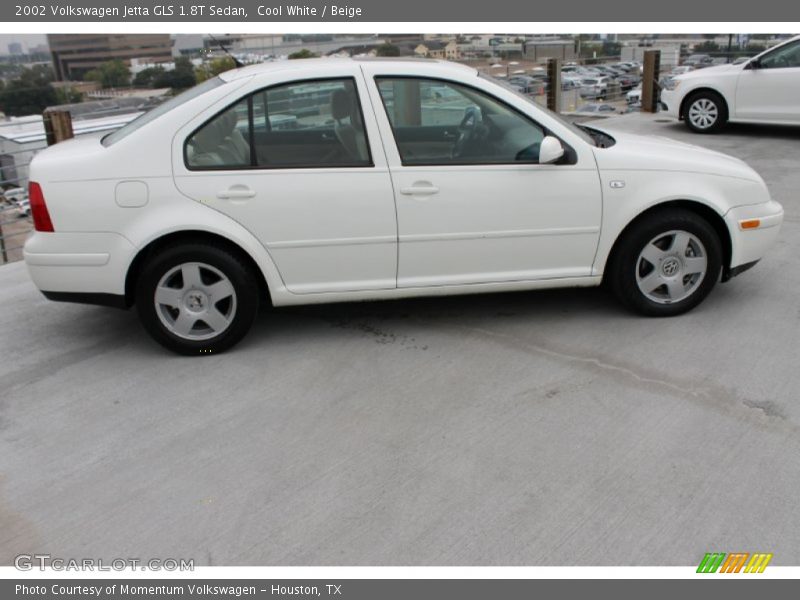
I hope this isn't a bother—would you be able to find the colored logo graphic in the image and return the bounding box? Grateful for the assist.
[697,552,773,573]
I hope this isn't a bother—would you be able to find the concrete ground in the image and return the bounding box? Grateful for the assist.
[1,113,799,566]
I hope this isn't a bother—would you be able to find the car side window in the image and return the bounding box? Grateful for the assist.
[759,40,800,69]
[185,78,371,170]
[375,77,545,166]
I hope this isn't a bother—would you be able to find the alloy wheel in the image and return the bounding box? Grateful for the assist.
[153,262,237,341]
[635,230,708,304]
[688,98,719,130]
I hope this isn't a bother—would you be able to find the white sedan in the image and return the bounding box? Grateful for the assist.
[24,58,783,354]
[662,35,800,133]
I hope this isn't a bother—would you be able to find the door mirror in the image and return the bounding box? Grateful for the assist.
[746,57,761,70]
[539,136,565,164]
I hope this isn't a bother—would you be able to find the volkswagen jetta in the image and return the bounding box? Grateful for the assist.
[24,58,784,354]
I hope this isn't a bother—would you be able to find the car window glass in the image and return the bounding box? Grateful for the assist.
[759,40,800,69]
[186,78,371,170]
[376,77,545,165]
[103,76,225,147]
[186,98,251,169]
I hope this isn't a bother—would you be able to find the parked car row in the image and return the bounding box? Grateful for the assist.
[1,187,31,218]
[495,60,642,100]
[562,62,641,99]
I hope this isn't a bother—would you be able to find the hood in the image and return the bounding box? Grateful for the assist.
[675,63,742,82]
[588,128,764,183]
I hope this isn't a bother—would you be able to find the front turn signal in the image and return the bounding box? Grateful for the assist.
[740,219,761,230]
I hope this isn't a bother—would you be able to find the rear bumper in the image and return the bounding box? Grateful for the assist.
[24,231,136,301]
[724,200,784,275]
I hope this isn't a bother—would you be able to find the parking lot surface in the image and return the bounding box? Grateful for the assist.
[1,113,799,566]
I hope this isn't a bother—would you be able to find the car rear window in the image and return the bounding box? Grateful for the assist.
[102,77,225,147]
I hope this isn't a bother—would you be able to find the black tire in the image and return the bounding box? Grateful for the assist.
[683,90,728,134]
[608,209,722,317]
[135,243,260,355]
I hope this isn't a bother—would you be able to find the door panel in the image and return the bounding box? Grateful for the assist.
[736,68,800,121]
[253,129,343,165]
[393,166,602,286]
[390,126,458,162]
[371,75,602,287]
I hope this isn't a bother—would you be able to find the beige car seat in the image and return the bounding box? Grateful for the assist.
[330,89,368,162]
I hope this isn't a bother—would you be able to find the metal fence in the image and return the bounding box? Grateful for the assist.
[0,105,136,266]
[0,120,48,265]
[469,54,646,117]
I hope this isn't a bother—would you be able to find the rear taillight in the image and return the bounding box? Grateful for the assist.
[28,182,54,232]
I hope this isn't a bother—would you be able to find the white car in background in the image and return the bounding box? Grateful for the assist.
[626,86,642,105]
[3,187,30,217]
[24,58,783,354]
[579,76,611,98]
[662,35,800,133]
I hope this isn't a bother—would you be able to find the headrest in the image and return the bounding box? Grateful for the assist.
[331,89,353,120]
[220,109,238,136]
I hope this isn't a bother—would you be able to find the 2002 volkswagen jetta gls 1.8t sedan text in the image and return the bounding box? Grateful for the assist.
[24,58,784,354]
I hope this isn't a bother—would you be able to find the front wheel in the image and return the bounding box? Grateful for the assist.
[608,209,722,317]
[136,244,260,355]
[684,91,727,133]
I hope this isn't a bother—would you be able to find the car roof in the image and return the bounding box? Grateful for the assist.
[218,57,477,82]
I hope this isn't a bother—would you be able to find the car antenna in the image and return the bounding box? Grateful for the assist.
[208,34,245,68]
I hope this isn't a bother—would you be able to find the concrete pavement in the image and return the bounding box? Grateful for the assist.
[1,113,799,566]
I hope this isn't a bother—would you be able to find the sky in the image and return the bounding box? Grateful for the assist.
[0,34,48,54]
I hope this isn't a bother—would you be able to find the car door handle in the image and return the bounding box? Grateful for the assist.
[216,187,256,200]
[399,184,440,196]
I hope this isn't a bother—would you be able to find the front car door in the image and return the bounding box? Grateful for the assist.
[362,65,602,288]
[172,66,397,294]
[735,38,800,123]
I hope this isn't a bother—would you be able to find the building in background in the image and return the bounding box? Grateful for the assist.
[172,34,206,57]
[47,34,172,81]
[621,44,681,69]
[522,39,577,62]
[8,42,23,56]
[415,40,460,60]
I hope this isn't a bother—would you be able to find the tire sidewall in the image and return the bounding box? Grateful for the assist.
[136,244,259,355]
[611,210,722,317]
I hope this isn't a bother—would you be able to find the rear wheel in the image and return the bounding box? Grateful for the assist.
[608,209,722,316]
[684,91,727,133]
[136,244,259,355]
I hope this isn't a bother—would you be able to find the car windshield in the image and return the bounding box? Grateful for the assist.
[480,72,596,146]
[102,76,225,147]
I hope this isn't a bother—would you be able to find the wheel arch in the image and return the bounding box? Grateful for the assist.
[124,230,272,308]
[679,87,730,121]
[602,199,732,284]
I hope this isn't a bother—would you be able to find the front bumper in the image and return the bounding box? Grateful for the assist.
[24,231,136,302]
[660,89,681,119]
[723,200,784,277]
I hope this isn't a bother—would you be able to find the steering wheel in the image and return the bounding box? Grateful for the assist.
[451,106,484,159]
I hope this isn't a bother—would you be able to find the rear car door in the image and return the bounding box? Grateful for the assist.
[172,68,398,294]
